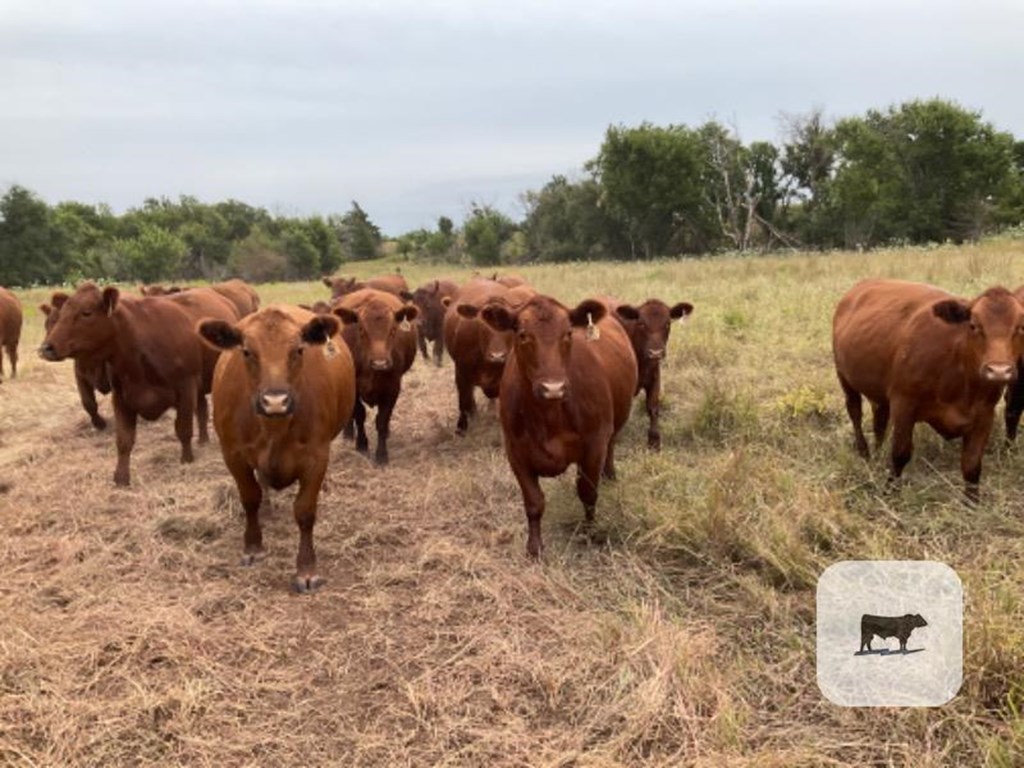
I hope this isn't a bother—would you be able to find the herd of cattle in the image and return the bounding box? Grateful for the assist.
[1,273,1023,590]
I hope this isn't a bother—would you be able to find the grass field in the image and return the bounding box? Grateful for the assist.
[2,242,1023,766]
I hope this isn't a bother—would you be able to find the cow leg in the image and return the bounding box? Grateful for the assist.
[602,434,618,481]
[960,411,995,505]
[645,367,662,450]
[860,632,871,652]
[433,337,445,368]
[577,446,606,524]
[871,400,890,449]
[112,392,137,487]
[5,343,16,378]
[374,389,399,466]
[455,365,476,435]
[76,366,106,430]
[839,375,869,458]
[175,379,197,465]
[227,456,265,565]
[889,401,915,484]
[342,418,354,440]
[292,458,328,593]
[511,460,546,558]
[417,329,429,361]
[1005,365,1024,442]
[352,398,369,454]
[196,393,210,445]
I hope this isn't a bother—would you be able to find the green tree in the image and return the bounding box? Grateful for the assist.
[302,216,343,275]
[115,224,186,283]
[522,175,624,261]
[279,225,321,280]
[335,202,382,261]
[228,226,288,283]
[0,185,65,286]
[462,205,516,266]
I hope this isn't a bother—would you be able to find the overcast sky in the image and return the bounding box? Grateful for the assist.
[2,0,1022,235]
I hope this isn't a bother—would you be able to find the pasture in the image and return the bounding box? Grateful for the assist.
[2,242,1023,766]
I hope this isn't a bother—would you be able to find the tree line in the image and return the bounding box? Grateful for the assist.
[2,98,1023,287]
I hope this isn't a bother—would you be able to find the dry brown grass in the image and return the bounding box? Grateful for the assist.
[2,245,1023,766]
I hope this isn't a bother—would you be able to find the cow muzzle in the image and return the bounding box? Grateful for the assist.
[982,362,1015,382]
[256,390,294,417]
[537,380,567,400]
[370,358,393,371]
[38,343,64,362]
[488,351,507,363]
[647,348,666,361]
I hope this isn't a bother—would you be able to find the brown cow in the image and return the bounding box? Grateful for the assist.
[444,279,515,434]
[605,297,694,450]
[0,287,22,380]
[299,300,335,315]
[198,306,356,592]
[833,279,1024,500]
[39,284,205,486]
[470,295,637,557]
[1001,285,1024,441]
[404,279,458,366]
[41,293,111,428]
[141,279,260,317]
[333,289,418,465]
[323,273,409,300]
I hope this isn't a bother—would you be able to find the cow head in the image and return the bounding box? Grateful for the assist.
[409,282,444,341]
[905,613,928,628]
[39,284,119,362]
[39,291,70,334]
[457,301,515,364]
[198,308,340,418]
[299,300,334,315]
[614,299,693,362]
[323,276,359,299]
[139,284,181,296]
[932,287,1024,382]
[478,296,606,401]
[334,300,417,371]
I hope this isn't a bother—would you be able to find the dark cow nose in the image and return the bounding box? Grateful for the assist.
[39,343,60,362]
[538,380,567,400]
[258,390,293,416]
[983,363,1015,382]
[370,358,392,371]
[488,351,507,363]
[647,348,666,361]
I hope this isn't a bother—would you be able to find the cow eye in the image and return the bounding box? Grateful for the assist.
[242,348,253,358]
[81,310,93,318]
[518,330,529,343]
[969,321,981,334]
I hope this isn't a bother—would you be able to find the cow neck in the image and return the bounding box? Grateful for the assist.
[107,304,147,380]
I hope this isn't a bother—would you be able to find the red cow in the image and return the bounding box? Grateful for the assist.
[833,279,1024,500]
[470,295,637,556]
[404,279,458,366]
[333,289,418,465]
[605,297,694,449]
[0,287,22,380]
[39,284,206,486]
[140,279,260,317]
[41,293,111,428]
[443,279,515,434]
[198,306,356,592]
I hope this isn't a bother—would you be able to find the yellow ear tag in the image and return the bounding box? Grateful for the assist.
[399,318,412,332]
[586,312,600,341]
[323,339,337,359]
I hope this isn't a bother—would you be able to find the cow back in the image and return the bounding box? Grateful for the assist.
[0,287,22,346]
[211,279,260,316]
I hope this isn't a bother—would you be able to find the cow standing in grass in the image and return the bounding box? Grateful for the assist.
[0,287,22,381]
[469,295,637,557]
[39,284,206,486]
[404,279,458,367]
[334,288,418,465]
[199,306,356,593]
[605,297,694,450]
[323,274,409,301]
[41,294,111,428]
[140,279,260,317]
[833,279,1024,500]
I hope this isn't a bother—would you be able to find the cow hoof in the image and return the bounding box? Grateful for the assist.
[293,574,325,593]
[355,441,369,454]
[375,453,389,467]
[240,550,266,566]
[91,417,107,430]
[181,451,195,464]
[113,472,130,487]
[198,435,210,445]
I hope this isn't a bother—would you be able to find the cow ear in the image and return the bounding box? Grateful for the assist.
[569,299,607,328]
[138,284,148,295]
[301,314,340,345]
[615,304,640,322]
[102,287,120,315]
[432,280,440,293]
[332,307,360,326]
[322,277,334,289]
[299,303,313,311]
[198,319,243,350]
[51,292,68,310]
[399,290,414,302]
[39,303,52,316]
[933,299,971,324]
[169,286,182,294]
[456,303,480,319]
[396,305,418,324]
[670,302,694,320]
[480,304,516,332]
[441,296,452,308]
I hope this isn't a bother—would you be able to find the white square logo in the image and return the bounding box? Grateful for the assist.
[816,561,963,707]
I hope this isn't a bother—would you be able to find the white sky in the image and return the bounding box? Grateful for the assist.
[2,0,1022,234]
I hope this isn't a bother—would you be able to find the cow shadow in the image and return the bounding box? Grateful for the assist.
[854,648,925,656]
